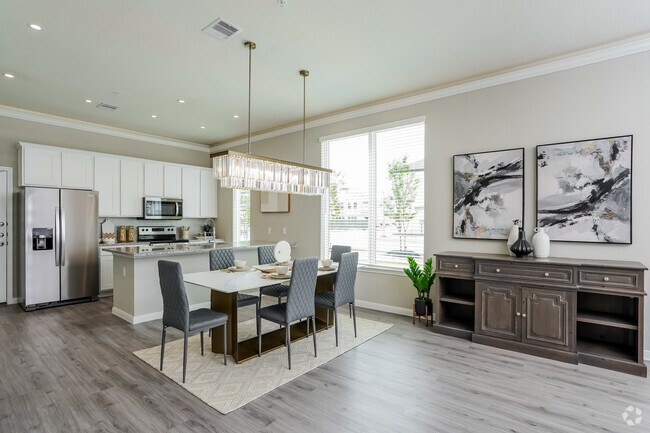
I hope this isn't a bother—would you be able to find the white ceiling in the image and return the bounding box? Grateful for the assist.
[2,0,650,147]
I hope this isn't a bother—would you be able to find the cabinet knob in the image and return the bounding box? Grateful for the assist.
[454,264,458,268]
[522,313,527,318]
[495,268,500,273]
[544,272,550,277]
[516,312,521,316]
[603,276,610,282]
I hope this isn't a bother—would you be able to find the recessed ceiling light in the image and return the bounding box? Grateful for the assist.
[84,99,93,103]
[200,126,206,129]
[3,73,14,79]
[28,23,42,31]
[233,115,239,118]
[177,99,185,104]
[151,114,157,118]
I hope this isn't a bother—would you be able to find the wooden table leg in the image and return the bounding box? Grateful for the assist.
[211,291,239,361]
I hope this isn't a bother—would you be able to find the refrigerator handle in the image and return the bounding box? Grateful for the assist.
[60,207,66,267]
[54,207,61,266]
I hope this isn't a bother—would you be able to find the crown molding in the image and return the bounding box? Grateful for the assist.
[0,104,210,153]
[210,34,650,153]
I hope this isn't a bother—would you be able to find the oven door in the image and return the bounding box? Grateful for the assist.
[143,198,183,219]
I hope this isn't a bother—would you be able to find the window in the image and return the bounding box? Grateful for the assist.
[233,189,250,245]
[321,119,425,269]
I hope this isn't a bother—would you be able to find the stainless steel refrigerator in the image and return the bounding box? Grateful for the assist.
[19,187,99,310]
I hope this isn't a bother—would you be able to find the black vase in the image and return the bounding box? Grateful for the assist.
[510,227,533,258]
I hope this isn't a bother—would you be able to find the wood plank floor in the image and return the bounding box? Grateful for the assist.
[0,297,648,433]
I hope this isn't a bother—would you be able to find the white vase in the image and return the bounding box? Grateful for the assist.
[506,224,519,256]
[532,227,550,258]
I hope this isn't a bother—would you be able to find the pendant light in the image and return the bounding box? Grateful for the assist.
[212,42,331,195]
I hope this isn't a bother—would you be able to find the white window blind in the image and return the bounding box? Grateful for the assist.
[321,120,425,268]
[233,189,250,245]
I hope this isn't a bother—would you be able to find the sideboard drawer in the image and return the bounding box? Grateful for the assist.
[578,267,642,292]
[437,256,474,277]
[476,261,575,286]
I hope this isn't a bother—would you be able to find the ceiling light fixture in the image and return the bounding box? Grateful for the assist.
[201,126,206,129]
[177,99,185,104]
[28,23,42,30]
[3,73,15,79]
[233,115,239,118]
[212,41,331,195]
[151,114,157,118]
[84,99,93,103]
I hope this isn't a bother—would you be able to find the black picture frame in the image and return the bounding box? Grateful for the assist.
[536,135,632,244]
[453,147,524,240]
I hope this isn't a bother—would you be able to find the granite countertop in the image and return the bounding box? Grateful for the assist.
[104,240,296,258]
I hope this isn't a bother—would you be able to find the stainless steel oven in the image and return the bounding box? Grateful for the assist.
[143,197,183,220]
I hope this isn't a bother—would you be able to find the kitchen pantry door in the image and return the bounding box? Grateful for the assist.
[0,167,11,303]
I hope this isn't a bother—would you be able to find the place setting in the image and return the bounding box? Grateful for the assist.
[224,259,255,272]
[319,258,337,272]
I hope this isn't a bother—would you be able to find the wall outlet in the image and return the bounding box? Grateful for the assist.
[282,227,287,235]
[267,227,272,235]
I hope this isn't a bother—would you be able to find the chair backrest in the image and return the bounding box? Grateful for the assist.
[209,248,235,271]
[158,260,189,332]
[285,257,318,322]
[330,245,351,263]
[258,245,276,265]
[334,252,359,306]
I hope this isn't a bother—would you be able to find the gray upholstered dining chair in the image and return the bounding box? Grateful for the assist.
[330,245,352,316]
[257,244,289,303]
[209,248,260,310]
[256,257,319,369]
[158,260,228,383]
[314,252,359,347]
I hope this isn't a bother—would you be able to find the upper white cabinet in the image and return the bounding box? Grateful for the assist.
[120,159,144,217]
[200,168,217,218]
[94,156,121,216]
[181,167,201,218]
[144,162,164,197]
[21,145,62,187]
[163,164,182,198]
[61,151,94,189]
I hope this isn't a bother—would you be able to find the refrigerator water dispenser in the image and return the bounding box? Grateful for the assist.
[32,228,53,250]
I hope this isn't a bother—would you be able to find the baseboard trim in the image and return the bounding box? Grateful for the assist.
[7,297,19,305]
[112,302,211,325]
[355,300,412,317]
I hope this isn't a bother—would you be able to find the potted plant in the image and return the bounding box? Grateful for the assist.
[404,257,436,319]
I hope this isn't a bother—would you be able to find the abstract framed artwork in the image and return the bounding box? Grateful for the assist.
[536,135,632,244]
[453,148,524,239]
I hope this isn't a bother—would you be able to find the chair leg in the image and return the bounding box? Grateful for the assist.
[312,316,317,357]
[160,326,167,371]
[257,315,262,357]
[306,317,310,336]
[200,331,204,356]
[223,322,227,366]
[286,325,291,370]
[326,311,329,329]
[349,303,352,318]
[352,302,357,338]
[334,306,339,347]
[182,332,188,383]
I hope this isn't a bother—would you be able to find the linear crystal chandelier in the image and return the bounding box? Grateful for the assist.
[212,41,331,196]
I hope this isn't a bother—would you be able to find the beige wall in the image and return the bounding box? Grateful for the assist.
[237,51,650,348]
[0,116,211,299]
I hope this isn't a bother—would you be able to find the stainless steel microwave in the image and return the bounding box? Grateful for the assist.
[143,197,183,220]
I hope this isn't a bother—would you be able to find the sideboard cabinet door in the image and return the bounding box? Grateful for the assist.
[475,281,521,341]
[522,287,575,351]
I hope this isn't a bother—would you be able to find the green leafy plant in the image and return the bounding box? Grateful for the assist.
[403,257,436,300]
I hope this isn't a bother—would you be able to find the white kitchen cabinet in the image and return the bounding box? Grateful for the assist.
[200,168,217,218]
[164,164,182,198]
[144,162,164,197]
[94,156,121,216]
[61,151,94,189]
[120,159,144,217]
[21,145,61,187]
[100,251,114,292]
[181,167,201,218]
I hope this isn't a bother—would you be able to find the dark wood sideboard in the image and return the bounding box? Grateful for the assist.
[433,251,647,377]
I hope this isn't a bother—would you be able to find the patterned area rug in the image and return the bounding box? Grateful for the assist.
[134,313,392,414]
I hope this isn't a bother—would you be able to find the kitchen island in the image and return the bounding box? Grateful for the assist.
[104,241,292,324]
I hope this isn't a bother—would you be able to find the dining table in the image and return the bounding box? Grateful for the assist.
[183,263,338,363]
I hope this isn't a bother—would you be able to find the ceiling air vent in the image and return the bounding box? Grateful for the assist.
[202,17,242,41]
[96,102,119,111]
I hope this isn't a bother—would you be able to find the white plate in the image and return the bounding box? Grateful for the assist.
[318,266,337,271]
[270,273,291,279]
[274,241,291,263]
[228,266,252,272]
